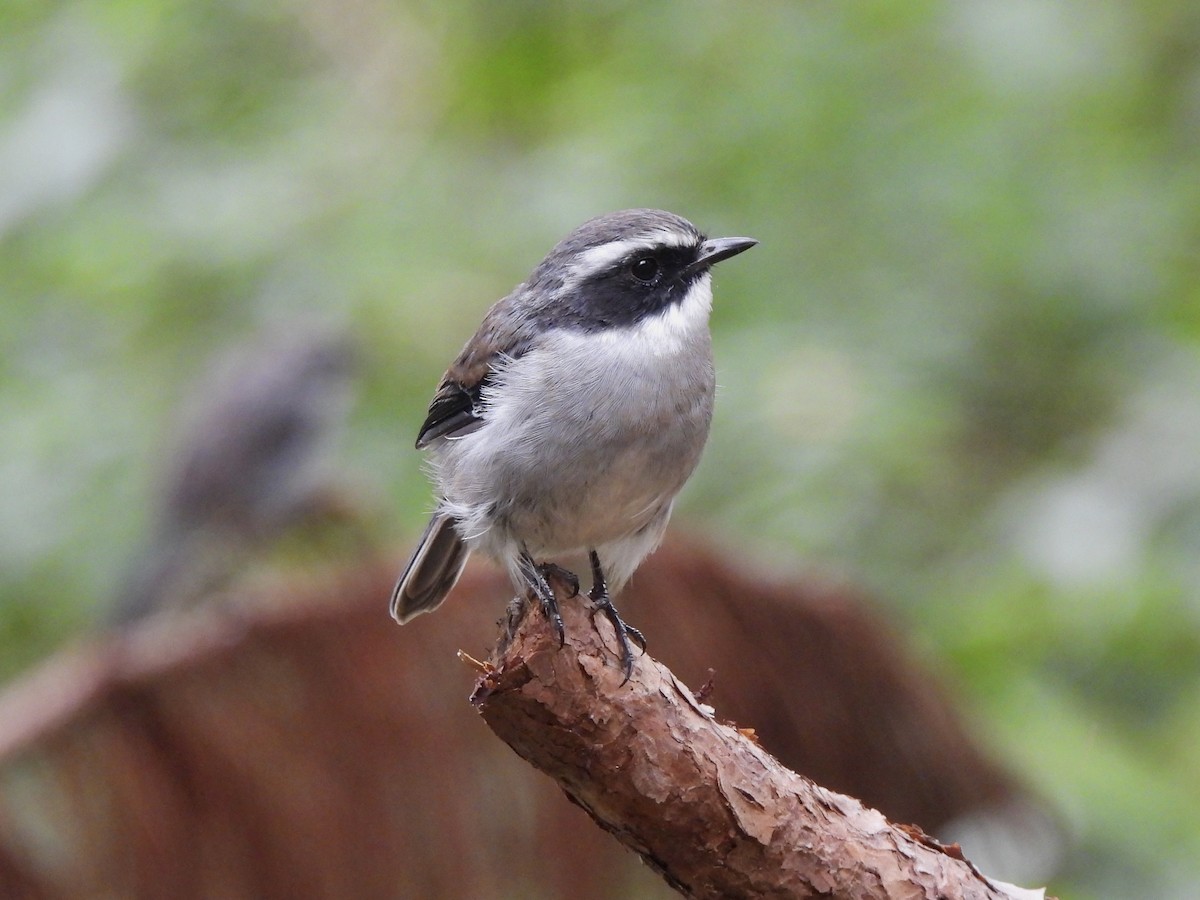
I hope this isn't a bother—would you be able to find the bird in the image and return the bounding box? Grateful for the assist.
[110,328,358,624]
[390,209,755,679]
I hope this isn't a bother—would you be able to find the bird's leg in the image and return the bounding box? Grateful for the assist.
[536,562,580,598]
[587,550,646,684]
[517,548,565,646]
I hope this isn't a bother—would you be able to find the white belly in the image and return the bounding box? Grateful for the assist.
[431,288,716,564]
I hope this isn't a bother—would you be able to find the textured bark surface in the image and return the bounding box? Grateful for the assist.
[473,593,1038,900]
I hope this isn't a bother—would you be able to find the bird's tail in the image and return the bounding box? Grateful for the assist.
[390,512,469,623]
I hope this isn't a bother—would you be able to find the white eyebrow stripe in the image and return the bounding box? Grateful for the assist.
[569,228,697,281]
[572,239,644,275]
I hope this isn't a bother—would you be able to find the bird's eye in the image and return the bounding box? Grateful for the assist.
[630,255,660,282]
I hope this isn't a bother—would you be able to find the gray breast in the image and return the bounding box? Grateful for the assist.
[432,318,715,556]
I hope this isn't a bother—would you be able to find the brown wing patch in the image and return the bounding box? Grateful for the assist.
[414,293,538,449]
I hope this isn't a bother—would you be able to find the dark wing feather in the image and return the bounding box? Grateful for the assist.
[414,291,541,450]
[414,376,490,449]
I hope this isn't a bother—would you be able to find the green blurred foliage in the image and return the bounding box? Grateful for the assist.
[2,1,1199,895]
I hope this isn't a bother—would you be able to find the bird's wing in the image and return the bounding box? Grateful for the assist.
[414,371,490,448]
[414,296,536,450]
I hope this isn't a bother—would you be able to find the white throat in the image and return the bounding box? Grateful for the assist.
[602,273,713,357]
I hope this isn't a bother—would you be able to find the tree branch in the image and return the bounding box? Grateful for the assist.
[471,591,1047,900]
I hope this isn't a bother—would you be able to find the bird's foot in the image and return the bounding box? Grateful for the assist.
[518,551,565,646]
[537,562,580,598]
[587,550,645,685]
[588,591,646,685]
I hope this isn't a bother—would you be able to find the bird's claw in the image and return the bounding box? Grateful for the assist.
[537,562,580,598]
[519,553,566,647]
[589,592,646,685]
[533,582,565,648]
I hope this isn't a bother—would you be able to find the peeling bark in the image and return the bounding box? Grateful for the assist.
[472,592,1045,900]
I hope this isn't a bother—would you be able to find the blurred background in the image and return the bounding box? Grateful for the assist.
[2,1,1199,897]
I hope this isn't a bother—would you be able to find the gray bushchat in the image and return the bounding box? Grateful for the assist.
[390,209,755,679]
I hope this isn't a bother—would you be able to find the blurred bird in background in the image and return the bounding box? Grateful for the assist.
[108,326,359,624]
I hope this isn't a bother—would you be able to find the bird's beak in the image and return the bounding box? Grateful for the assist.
[681,236,758,280]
